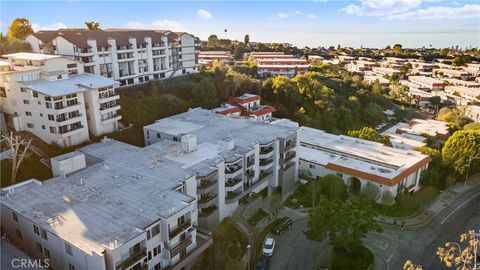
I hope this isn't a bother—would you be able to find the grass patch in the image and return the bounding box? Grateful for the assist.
[247,209,268,226]
[1,151,52,188]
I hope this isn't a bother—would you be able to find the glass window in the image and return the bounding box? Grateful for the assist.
[33,224,40,235]
[65,243,73,256]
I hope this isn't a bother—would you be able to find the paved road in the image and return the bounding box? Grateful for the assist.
[267,183,480,270]
[386,184,480,269]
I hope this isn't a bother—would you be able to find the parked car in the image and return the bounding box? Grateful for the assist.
[273,217,293,235]
[262,237,276,256]
[255,255,269,270]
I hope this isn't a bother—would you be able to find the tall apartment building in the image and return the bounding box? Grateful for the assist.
[143,108,299,229]
[0,53,121,146]
[1,140,212,270]
[25,29,199,87]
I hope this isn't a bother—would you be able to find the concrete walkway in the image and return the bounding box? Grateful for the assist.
[375,174,480,228]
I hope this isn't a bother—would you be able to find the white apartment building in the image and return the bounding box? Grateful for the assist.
[1,140,213,270]
[372,67,400,76]
[433,68,470,80]
[444,86,480,103]
[465,105,480,123]
[408,76,444,91]
[298,127,431,197]
[143,108,299,229]
[0,53,121,146]
[26,29,199,87]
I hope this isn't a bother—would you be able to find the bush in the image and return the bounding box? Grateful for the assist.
[332,243,373,270]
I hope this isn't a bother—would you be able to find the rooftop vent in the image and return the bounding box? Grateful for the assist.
[218,137,235,151]
[181,134,197,153]
[51,152,86,178]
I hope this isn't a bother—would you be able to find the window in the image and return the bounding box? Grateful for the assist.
[39,113,43,117]
[38,101,41,105]
[151,224,160,238]
[148,251,152,260]
[36,242,43,253]
[68,263,75,270]
[21,87,27,93]
[309,164,315,169]
[33,224,40,235]
[67,63,77,69]
[42,125,46,130]
[49,127,57,134]
[32,91,39,98]
[12,212,18,222]
[44,248,50,258]
[65,243,73,255]
[152,244,161,257]
[25,111,32,116]
[27,123,34,129]
[23,100,30,104]
[48,114,54,121]
[45,102,52,109]
[0,87,6,97]
[44,97,51,101]
[41,229,48,240]
[156,133,161,139]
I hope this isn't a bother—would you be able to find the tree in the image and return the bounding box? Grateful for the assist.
[442,130,480,177]
[7,18,34,40]
[451,56,465,67]
[84,21,101,30]
[360,182,381,202]
[192,78,218,108]
[362,103,384,126]
[318,174,347,201]
[0,33,32,55]
[380,190,395,206]
[1,133,32,186]
[393,44,403,54]
[305,197,381,253]
[348,127,392,146]
[207,35,219,48]
[267,193,283,220]
[244,34,250,45]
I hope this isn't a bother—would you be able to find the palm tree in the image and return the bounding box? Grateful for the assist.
[85,21,101,30]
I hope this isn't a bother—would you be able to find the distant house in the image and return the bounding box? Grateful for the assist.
[213,94,276,121]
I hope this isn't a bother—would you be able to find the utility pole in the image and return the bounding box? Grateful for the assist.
[464,156,480,186]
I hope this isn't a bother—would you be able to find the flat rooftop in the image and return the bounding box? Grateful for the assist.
[384,119,449,138]
[299,127,430,184]
[1,139,199,255]
[23,73,118,97]
[144,108,297,147]
[2,52,62,61]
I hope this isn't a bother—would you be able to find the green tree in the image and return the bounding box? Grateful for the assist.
[7,18,34,40]
[463,122,480,130]
[84,21,101,30]
[207,35,219,48]
[0,33,32,55]
[393,44,403,54]
[305,197,381,253]
[348,126,392,146]
[318,174,348,201]
[442,130,480,177]
[244,34,250,44]
[451,57,465,67]
[192,78,218,108]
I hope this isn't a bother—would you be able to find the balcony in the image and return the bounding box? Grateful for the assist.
[225,165,242,177]
[169,221,192,239]
[198,194,217,208]
[59,125,84,136]
[199,205,217,218]
[115,248,147,270]
[225,178,242,188]
[101,113,121,122]
[260,146,273,155]
[259,159,274,170]
[56,113,82,123]
[285,141,297,151]
[284,160,295,171]
[284,151,296,162]
[225,191,242,204]
[170,235,193,258]
[246,159,255,168]
[259,170,273,181]
[198,180,217,194]
[100,104,120,112]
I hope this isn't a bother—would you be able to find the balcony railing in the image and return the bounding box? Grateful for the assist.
[169,221,191,239]
[59,125,84,135]
[199,205,217,217]
[198,194,217,204]
[285,141,297,151]
[259,170,273,181]
[284,152,296,162]
[115,248,147,270]
[226,191,241,201]
[170,236,193,258]
[260,146,274,155]
[56,113,82,122]
[225,165,242,175]
[99,92,117,99]
[259,159,273,167]
[225,178,242,187]
[246,159,255,167]
[284,160,295,171]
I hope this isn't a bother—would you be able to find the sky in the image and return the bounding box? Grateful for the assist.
[1,0,479,49]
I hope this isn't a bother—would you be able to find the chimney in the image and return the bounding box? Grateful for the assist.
[181,134,197,152]
[218,137,235,151]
